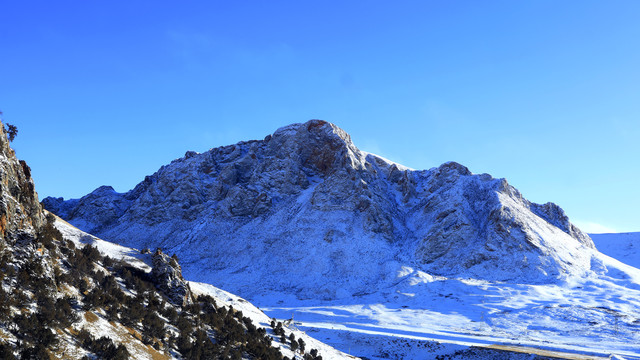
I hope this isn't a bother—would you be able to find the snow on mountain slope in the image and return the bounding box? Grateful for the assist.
[54,215,357,360]
[56,201,635,360]
[591,232,640,269]
[54,215,152,272]
[44,120,595,299]
[190,282,358,360]
[60,214,640,359]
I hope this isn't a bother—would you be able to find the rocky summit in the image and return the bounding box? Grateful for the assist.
[44,120,596,299]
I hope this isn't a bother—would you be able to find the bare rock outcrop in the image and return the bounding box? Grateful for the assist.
[0,122,44,243]
[151,249,193,306]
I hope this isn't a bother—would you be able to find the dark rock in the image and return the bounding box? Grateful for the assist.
[151,249,193,306]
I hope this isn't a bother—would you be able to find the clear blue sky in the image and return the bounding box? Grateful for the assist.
[1,1,638,233]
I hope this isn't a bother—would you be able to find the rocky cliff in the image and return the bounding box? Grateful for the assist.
[44,120,596,299]
[151,249,193,307]
[0,123,44,244]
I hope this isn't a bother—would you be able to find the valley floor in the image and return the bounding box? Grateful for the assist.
[253,259,640,360]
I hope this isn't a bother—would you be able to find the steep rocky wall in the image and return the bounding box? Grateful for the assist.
[151,249,193,306]
[0,121,44,243]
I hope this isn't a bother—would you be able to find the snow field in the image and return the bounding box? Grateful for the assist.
[52,212,640,359]
[254,250,640,359]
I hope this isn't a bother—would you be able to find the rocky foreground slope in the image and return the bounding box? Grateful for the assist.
[45,120,596,299]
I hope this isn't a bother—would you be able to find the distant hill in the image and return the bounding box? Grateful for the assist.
[591,232,640,269]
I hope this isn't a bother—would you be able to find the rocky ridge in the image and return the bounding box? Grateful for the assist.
[44,120,596,299]
[151,248,193,307]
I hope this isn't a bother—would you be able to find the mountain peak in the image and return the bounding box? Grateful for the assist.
[44,121,595,298]
[90,185,118,196]
[435,161,472,176]
[272,119,349,141]
[266,119,363,176]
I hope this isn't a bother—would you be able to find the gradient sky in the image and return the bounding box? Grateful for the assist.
[1,1,639,233]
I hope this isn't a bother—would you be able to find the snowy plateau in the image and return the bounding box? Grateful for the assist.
[45,120,640,359]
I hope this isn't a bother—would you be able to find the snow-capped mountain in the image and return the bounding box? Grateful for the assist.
[45,120,595,299]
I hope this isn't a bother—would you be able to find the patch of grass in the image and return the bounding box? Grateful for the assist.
[123,324,143,342]
[114,322,171,360]
[84,311,99,323]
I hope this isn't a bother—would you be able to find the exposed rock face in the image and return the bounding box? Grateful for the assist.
[44,120,596,298]
[0,122,44,243]
[151,249,193,306]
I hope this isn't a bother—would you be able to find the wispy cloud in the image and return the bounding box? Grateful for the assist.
[573,220,619,234]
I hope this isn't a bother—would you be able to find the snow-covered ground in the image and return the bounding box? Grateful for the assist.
[252,248,640,360]
[55,215,640,359]
[190,282,356,360]
[55,215,152,272]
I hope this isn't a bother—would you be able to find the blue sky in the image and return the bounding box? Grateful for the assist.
[1,1,638,233]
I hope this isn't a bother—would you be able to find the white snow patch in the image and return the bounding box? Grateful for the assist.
[363,151,414,171]
[53,214,152,271]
